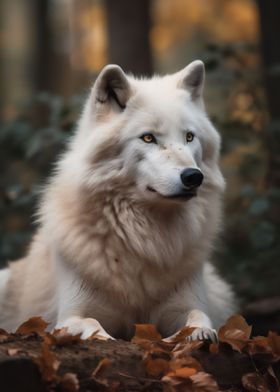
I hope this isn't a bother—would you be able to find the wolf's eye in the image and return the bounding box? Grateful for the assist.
[186,131,194,143]
[141,133,157,144]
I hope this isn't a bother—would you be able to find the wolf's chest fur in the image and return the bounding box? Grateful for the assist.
[51,194,200,308]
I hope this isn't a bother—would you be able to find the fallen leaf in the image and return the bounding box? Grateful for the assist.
[132,324,162,343]
[246,336,275,358]
[162,367,196,389]
[242,372,269,392]
[33,340,60,381]
[173,340,204,357]
[219,315,252,339]
[7,348,20,356]
[209,343,219,354]
[60,372,79,392]
[132,324,164,352]
[52,328,82,345]
[267,331,280,356]
[265,366,279,392]
[162,375,189,388]
[145,357,170,378]
[16,316,48,335]
[169,356,202,372]
[218,315,252,352]
[90,358,112,389]
[0,328,10,343]
[164,326,196,344]
[165,366,197,379]
[91,357,111,379]
[190,371,220,392]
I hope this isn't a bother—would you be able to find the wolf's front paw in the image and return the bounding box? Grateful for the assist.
[55,316,115,340]
[188,327,218,343]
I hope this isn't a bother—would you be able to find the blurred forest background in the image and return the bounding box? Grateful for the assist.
[0,0,279,314]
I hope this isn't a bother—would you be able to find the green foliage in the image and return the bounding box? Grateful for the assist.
[218,185,280,301]
[0,93,85,265]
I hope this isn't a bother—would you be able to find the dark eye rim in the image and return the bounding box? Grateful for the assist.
[186,131,195,142]
[140,132,157,144]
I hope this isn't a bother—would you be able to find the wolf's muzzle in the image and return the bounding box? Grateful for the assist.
[180,168,204,189]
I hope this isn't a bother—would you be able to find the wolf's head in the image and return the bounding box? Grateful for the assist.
[67,61,225,206]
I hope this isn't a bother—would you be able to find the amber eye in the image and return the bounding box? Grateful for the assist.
[186,131,194,143]
[141,133,157,144]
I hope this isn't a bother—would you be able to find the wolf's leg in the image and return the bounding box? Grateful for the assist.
[0,268,10,300]
[184,309,217,342]
[162,309,217,343]
[55,316,114,340]
[0,268,11,327]
[54,255,114,340]
[154,267,220,342]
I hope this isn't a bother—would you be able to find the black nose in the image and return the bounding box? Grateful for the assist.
[180,168,204,188]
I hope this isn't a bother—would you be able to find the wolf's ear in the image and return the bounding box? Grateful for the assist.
[93,64,131,111]
[178,60,205,102]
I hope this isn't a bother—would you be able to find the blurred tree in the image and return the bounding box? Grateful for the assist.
[31,0,72,95]
[32,0,52,92]
[104,0,153,76]
[256,0,280,189]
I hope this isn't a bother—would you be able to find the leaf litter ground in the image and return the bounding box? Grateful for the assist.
[0,315,280,391]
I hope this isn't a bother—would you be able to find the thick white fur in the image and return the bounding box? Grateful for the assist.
[0,61,235,340]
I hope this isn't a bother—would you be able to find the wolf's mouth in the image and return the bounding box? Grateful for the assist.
[147,186,197,200]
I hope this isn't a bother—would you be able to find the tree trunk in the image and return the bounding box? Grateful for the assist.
[31,0,52,92]
[31,0,72,95]
[104,0,153,76]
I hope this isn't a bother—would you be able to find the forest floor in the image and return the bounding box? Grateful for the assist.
[0,310,280,392]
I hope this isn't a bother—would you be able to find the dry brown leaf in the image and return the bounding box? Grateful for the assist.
[16,316,48,335]
[267,331,280,356]
[242,368,279,392]
[219,314,252,339]
[132,324,162,343]
[169,356,202,373]
[91,357,111,379]
[209,343,219,354]
[145,357,170,378]
[90,358,112,389]
[242,372,270,392]
[7,348,20,356]
[221,329,248,352]
[165,366,197,379]
[173,340,204,357]
[165,326,196,344]
[190,371,220,392]
[249,336,271,352]
[60,372,79,392]
[52,328,82,345]
[218,314,252,352]
[265,366,279,392]
[162,367,197,389]
[132,324,164,352]
[0,328,10,343]
[33,341,60,381]
[162,376,190,389]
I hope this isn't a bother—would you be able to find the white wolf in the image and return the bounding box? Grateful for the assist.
[0,61,235,341]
